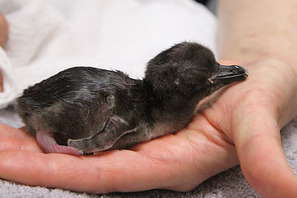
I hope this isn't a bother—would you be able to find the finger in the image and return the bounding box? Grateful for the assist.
[0,124,34,140]
[0,136,42,153]
[232,105,297,197]
[0,124,42,152]
[0,150,176,193]
[0,124,238,194]
[197,59,297,197]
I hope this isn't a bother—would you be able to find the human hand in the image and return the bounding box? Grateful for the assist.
[0,58,296,197]
[0,12,8,92]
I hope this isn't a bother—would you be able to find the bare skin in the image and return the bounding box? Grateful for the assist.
[217,0,297,196]
[0,12,8,92]
[0,1,297,197]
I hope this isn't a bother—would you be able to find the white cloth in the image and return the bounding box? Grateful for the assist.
[0,0,217,109]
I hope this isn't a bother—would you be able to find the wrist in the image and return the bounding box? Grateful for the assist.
[219,55,297,77]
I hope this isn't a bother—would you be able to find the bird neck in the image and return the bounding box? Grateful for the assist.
[141,80,202,114]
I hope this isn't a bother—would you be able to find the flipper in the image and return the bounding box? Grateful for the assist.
[68,115,136,153]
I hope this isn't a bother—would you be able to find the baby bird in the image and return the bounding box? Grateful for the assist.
[16,42,248,155]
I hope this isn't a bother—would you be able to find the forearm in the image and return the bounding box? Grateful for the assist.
[0,13,8,92]
[218,0,297,74]
[0,13,8,48]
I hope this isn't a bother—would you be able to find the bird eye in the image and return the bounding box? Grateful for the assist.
[174,79,180,85]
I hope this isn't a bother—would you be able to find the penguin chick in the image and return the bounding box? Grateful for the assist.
[16,42,248,155]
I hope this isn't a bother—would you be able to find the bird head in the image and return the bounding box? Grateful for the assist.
[144,42,248,99]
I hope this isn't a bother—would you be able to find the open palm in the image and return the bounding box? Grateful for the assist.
[0,58,296,197]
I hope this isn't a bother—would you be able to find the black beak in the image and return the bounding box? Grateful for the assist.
[209,65,248,85]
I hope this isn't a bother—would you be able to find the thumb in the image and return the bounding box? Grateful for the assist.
[232,105,297,197]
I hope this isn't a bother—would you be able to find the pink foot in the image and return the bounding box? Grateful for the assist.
[36,130,83,156]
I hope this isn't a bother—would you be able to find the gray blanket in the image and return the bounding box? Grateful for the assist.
[0,106,296,198]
